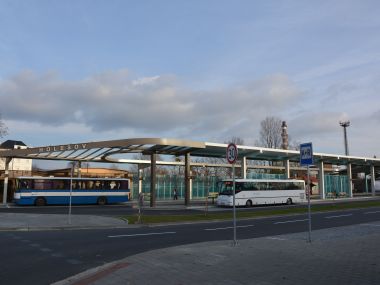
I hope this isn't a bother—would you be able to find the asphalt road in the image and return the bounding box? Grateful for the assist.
[1,206,380,285]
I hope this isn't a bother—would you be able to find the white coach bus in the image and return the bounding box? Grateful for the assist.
[216,179,306,207]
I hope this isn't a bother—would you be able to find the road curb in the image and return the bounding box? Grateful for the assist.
[0,225,133,232]
[52,258,130,285]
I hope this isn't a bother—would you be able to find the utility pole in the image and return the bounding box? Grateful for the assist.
[339,121,350,156]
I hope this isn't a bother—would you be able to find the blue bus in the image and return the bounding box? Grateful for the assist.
[14,176,131,206]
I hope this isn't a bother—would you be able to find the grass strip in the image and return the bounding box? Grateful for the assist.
[122,200,380,225]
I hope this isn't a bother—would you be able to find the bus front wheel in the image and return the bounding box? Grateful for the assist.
[97,197,107,205]
[35,197,46,206]
[245,200,253,207]
[286,198,293,205]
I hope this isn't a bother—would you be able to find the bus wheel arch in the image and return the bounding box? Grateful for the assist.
[245,200,253,207]
[97,196,107,205]
[35,197,46,206]
[286,198,293,205]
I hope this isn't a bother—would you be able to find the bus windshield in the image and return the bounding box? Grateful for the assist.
[218,181,235,195]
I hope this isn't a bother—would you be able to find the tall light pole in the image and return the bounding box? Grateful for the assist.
[339,121,350,156]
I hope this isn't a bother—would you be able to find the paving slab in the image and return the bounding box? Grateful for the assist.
[54,221,380,285]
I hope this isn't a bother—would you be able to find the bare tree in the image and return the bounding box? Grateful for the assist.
[257,116,282,149]
[289,139,301,151]
[0,113,8,138]
[129,153,167,176]
[225,136,245,146]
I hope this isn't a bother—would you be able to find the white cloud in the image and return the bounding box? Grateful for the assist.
[132,76,160,86]
[1,69,379,158]
[0,70,302,139]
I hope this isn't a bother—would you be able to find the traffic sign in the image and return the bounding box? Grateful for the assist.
[226,143,238,164]
[300,142,314,243]
[300,142,313,166]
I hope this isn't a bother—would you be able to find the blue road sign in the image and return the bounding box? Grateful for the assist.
[300,143,313,166]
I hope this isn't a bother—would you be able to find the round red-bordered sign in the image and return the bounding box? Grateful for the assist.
[226,143,238,164]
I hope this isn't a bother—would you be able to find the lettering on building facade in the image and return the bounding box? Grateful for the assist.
[38,144,87,153]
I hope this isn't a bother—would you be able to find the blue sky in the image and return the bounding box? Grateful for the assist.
[0,0,379,162]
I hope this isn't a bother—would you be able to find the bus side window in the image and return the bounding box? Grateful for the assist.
[118,181,125,190]
[21,180,29,189]
[53,180,64,190]
[87,181,93,189]
[277,182,285,190]
[248,182,258,191]
[297,182,304,190]
[258,182,267,191]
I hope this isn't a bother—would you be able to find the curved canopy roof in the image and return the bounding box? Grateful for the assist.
[1,137,379,167]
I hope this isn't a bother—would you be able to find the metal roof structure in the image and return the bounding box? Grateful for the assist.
[2,137,379,206]
[0,137,379,167]
[0,138,205,163]
[194,142,380,167]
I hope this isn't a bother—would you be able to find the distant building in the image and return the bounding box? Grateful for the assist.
[0,140,32,176]
[1,140,33,202]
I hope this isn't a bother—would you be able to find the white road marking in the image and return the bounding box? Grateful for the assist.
[267,237,287,241]
[361,223,380,227]
[274,219,309,224]
[108,231,176,238]
[324,214,353,219]
[205,225,255,231]
[364,210,380,215]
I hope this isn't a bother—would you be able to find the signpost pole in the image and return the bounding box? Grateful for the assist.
[307,165,311,243]
[68,164,73,225]
[232,163,237,246]
[300,142,313,243]
[226,143,238,247]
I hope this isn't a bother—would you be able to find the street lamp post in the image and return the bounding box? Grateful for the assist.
[339,121,350,156]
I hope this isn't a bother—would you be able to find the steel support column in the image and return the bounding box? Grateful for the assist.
[319,161,325,199]
[185,153,191,206]
[284,160,290,179]
[242,156,247,179]
[138,167,143,195]
[2,158,11,206]
[370,165,376,197]
[150,153,157,207]
[347,163,353,198]
[77,161,82,178]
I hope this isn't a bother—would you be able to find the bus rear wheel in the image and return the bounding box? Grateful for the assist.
[286,198,293,205]
[245,200,253,207]
[97,197,107,205]
[35,197,46,206]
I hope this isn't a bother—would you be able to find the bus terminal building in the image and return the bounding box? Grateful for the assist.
[1,138,380,207]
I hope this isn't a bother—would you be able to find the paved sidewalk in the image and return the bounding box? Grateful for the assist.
[54,222,380,285]
[0,213,128,231]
